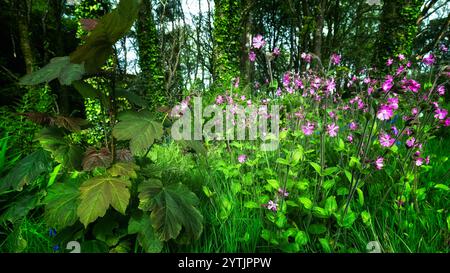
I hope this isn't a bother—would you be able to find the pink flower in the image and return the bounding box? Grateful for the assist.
[247,99,252,106]
[273,47,281,56]
[252,34,266,49]
[439,44,448,53]
[326,78,336,93]
[302,122,315,136]
[386,58,393,66]
[437,85,445,96]
[266,200,278,212]
[240,95,246,101]
[301,52,312,63]
[382,75,394,92]
[411,108,419,116]
[406,137,415,148]
[349,122,358,131]
[328,111,336,119]
[434,108,448,120]
[422,53,435,66]
[216,95,224,105]
[238,154,247,163]
[425,156,430,164]
[387,97,399,110]
[347,134,353,143]
[327,123,339,137]
[375,157,384,170]
[377,105,394,120]
[331,53,341,65]
[396,65,405,75]
[249,51,256,62]
[275,88,282,97]
[445,118,450,127]
[379,132,395,147]
[391,126,399,135]
[234,77,240,88]
[278,188,289,197]
[415,158,424,166]
[398,54,405,61]
[402,79,421,93]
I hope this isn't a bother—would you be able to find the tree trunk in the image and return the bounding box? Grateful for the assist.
[17,1,34,74]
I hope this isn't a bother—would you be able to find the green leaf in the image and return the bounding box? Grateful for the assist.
[70,0,142,73]
[299,197,313,209]
[446,215,450,230]
[177,140,208,157]
[244,201,260,209]
[434,184,449,191]
[93,215,126,247]
[19,56,84,86]
[47,164,62,187]
[108,162,139,178]
[344,170,353,184]
[324,196,338,214]
[319,238,332,253]
[361,210,371,226]
[73,81,102,99]
[77,176,131,227]
[308,224,327,235]
[116,89,147,108]
[323,167,339,176]
[138,179,203,241]
[312,206,329,218]
[0,194,37,223]
[356,188,364,206]
[310,162,322,175]
[231,182,241,194]
[44,182,80,229]
[295,230,308,246]
[112,111,163,156]
[0,149,52,191]
[128,212,163,253]
[37,128,83,170]
[267,179,280,190]
[80,240,109,253]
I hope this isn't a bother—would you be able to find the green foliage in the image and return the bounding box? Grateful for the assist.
[77,175,131,227]
[0,149,52,191]
[128,212,163,253]
[19,56,85,86]
[43,181,81,229]
[112,111,163,156]
[138,179,203,241]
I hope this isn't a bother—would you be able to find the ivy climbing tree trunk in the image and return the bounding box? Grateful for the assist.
[212,0,242,85]
[136,0,165,109]
[16,0,34,74]
[374,0,423,70]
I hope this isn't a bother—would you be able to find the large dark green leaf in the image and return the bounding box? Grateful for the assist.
[0,194,37,223]
[19,56,85,86]
[112,111,163,156]
[36,128,83,170]
[128,212,163,253]
[0,149,52,191]
[138,179,203,241]
[70,0,142,73]
[43,181,80,229]
[77,176,131,227]
[115,89,147,108]
[72,80,102,99]
[93,215,127,247]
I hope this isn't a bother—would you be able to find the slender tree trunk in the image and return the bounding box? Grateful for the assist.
[313,0,325,59]
[17,1,34,74]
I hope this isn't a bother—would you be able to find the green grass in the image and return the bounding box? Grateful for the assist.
[0,218,53,253]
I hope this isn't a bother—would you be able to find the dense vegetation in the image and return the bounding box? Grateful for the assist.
[0,0,448,253]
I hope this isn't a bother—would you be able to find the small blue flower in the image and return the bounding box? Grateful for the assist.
[52,245,60,252]
[48,228,57,237]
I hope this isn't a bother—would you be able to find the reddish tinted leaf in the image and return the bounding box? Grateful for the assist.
[116,149,133,162]
[18,112,54,126]
[53,116,88,132]
[82,147,113,171]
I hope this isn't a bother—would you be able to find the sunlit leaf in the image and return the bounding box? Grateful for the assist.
[77,176,131,227]
[44,181,80,229]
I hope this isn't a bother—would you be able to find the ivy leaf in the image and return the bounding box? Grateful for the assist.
[138,179,203,241]
[19,56,84,86]
[43,181,80,229]
[108,162,139,178]
[128,212,163,253]
[112,111,163,156]
[36,128,83,170]
[0,148,52,191]
[77,176,131,227]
